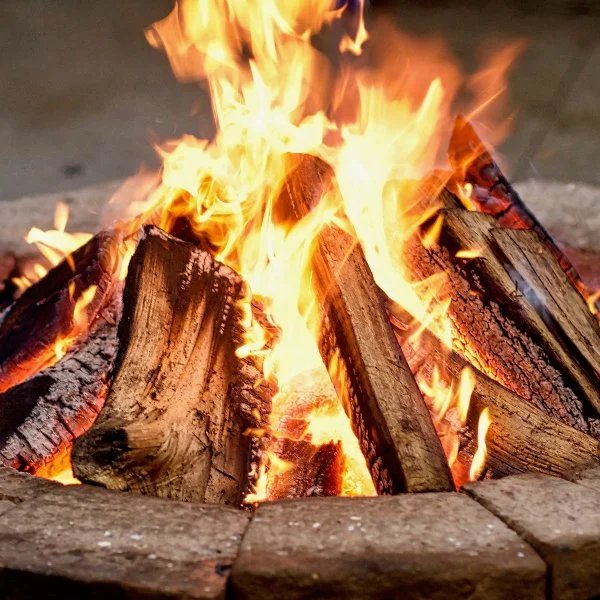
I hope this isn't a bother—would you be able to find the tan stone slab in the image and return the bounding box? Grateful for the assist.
[564,461,600,493]
[0,483,250,599]
[464,473,600,600]
[230,494,546,600]
[0,466,61,503]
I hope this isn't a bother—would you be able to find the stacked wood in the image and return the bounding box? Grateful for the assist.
[280,153,454,494]
[72,226,272,505]
[0,307,119,476]
[390,311,600,479]
[401,182,600,441]
[448,115,600,315]
[0,232,120,394]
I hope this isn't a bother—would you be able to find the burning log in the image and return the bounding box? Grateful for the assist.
[72,226,271,505]
[404,194,600,437]
[0,312,118,476]
[391,315,600,480]
[267,439,344,500]
[281,153,454,494]
[448,115,600,315]
[0,232,120,394]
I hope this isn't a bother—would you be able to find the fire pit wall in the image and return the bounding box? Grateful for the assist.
[1,466,599,599]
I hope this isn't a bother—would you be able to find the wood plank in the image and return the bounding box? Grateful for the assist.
[281,153,454,494]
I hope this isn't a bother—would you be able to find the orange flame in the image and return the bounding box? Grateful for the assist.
[469,407,491,481]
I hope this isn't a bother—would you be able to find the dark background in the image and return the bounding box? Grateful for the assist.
[1,0,598,200]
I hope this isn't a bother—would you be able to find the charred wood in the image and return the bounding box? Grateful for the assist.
[0,307,119,475]
[391,315,600,480]
[72,226,272,505]
[404,200,600,437]
[448,115,600,315]
[0,232,120,393]
[281,153,454,494]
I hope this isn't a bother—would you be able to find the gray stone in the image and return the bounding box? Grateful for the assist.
[230,494,546,600]
[0,466,62,503]
[564,462,600,493]
[464,473,600,600]
[0,483,250,599]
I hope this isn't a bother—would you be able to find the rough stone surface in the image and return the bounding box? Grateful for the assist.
[564,462,600,493]
[464,474,600,600]
[0,466,61,503]
[0,482,250,599]
[230,494,546,600]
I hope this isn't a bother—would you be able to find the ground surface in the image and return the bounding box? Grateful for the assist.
[0,0,599,201]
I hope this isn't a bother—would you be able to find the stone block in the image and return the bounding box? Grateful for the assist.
[230,494,546,600]
[0,483,250,599]
[464,473,600,600]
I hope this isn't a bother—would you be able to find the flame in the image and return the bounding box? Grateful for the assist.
[13,202,92,293]
[455,248,483,259]
[6,0,516,495]
[469,407,491,481]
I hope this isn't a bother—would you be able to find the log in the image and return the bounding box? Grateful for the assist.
[391,315,600,480]
[280,153,454,494]
[267,439,344,500]
[72,226,272,505]
[403,203,600,436]
[0,306,119,476]
[447,115,600,315]
[0,231,120,393]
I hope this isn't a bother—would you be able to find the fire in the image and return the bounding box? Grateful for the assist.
[469,408,491,481]
[125,0,516,498]
[13,202,92,293]
[12,0,526,495]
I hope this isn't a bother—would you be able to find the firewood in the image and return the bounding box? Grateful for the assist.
[392,317,600,479]
[280,153,454,494]
[0,232,120,394]
[0,309,118,475]
[267,439,344,500]
[448,115,600,315]
[404,202,600,437]
[72,226,272,505]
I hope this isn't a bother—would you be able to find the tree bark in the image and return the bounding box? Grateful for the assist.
[0,309,119,475]
[448,115,599,315]
[403,205,600,436]
[281,153,454,494]
[72,226,272,505]
[392,317,600,480]
[0,232,120,393]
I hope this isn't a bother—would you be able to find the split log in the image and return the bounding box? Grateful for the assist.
[280,153,454,494]
[0,307,119,476]
[390,313,600,480]
[403,199,600,437]
[448,115,600,315]
[72,226,272,505]
[0,232,120,393]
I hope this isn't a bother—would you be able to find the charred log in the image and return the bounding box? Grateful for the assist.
[0,307,119,475]
[448,115,600,315]
[281,153,454,494]
[391,315,600,480]
[72,226,272,505]
[0,232,120,393]
[404,199,600,437]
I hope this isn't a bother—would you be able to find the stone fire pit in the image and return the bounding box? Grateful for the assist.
[1,466,600,599]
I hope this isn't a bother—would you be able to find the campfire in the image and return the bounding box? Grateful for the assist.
[1,0,599,509]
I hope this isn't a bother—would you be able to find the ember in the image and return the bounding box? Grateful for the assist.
[0,0,599,512]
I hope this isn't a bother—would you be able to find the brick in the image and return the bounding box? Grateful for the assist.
[464,473,600,600]
[564,461,600,494]
[0,467,62,503]
[0,483,250,599]
[230,494,546,600]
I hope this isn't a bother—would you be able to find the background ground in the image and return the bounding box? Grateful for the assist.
[0,0,598,201]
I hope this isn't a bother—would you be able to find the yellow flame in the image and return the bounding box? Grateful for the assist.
[469,407,491,481]
[455,248,483,259]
